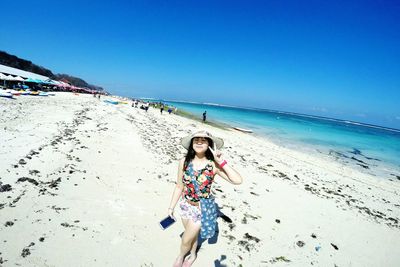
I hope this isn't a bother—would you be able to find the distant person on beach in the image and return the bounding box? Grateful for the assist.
[202,111,207,122]
[160,104,164,114]
[168,130,243,266]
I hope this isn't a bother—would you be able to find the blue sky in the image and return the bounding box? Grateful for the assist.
[1,0,399,128]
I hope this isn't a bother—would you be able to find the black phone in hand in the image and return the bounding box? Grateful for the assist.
[160,215,176,230]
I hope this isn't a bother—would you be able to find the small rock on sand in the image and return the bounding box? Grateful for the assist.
[296,240,305,247]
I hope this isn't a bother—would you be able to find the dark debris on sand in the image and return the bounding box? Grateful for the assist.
[4,221,14,227]
[237,233,261,252]
[21,248,30,258]
[9,190,26,207]
[28,170,40,176]
[0,183,12,192]
[330,243,339,250]
[17,177,39,186]
[237,240,252,252]
[61,222,74,228]
[51,205,68,213]
[296,240,305,247]
[44,177,62,188]
[244,233,261,243]
[390,174,400,181]
[311,233,317,238]
[21,242,35,258]
[267,256,291,263]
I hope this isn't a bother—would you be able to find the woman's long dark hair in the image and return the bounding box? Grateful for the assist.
[183,138,215,171]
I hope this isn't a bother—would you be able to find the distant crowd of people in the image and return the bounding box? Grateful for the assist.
[129,100,178,114]
[127,99,209,123]
[158,103,177,114]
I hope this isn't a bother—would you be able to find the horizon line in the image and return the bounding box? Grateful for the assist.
[152,98,400,133]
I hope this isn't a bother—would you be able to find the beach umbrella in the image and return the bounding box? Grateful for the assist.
[34,79,45,84]
[55,83,65,88]
[41,79,51,85]
[56,81,69,87]
[50,80,61,85]
[24,77,38,83]
[42,79,59,85]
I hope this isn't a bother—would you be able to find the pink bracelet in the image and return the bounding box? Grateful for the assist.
[219,160,227,168]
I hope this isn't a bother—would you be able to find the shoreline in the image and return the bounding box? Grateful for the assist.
[161,99,400,132]
[1,92,399,266]
[174,109,230,130]
[163,101,400,181]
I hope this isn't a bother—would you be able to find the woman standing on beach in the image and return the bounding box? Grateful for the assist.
[168,130,243,267]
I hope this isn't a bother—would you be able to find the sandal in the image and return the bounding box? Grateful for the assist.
[182,254,197,267]
[173,256,184,267]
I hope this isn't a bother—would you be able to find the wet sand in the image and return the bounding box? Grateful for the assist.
[0,92,399,266]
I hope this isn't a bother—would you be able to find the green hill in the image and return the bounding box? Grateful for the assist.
[0,51,105,92]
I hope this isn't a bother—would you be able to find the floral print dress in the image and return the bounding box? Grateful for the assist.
[179,161,215,223]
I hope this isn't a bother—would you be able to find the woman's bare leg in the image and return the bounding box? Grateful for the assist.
[183,238,198,266]
[189,238,198,255]
[180,220,201,257]
[173,218,198,267]
[181,220,200,266]
[182,218,189,229]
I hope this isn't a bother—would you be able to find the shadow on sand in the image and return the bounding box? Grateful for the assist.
[197,204,233,266]
[178,203,234,266]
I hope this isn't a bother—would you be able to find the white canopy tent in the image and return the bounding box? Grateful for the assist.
[11,75,25,82]
[0,64,49,89]
[0,64,49,80]
[0,73,11,87]
[0,73,12,80]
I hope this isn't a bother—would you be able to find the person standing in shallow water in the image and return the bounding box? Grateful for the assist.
[202,111,207,122]
[168,130,243,267]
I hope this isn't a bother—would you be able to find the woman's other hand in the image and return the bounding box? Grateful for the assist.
[209,143,223,164]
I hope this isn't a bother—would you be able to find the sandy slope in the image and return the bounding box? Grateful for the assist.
[0,92,399,267]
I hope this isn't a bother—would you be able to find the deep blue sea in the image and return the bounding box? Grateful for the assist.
[161,100,400,174]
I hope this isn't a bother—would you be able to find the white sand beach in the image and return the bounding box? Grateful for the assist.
[1,92,399,266]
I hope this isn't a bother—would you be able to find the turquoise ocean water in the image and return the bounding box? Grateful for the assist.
[161,101,400,174]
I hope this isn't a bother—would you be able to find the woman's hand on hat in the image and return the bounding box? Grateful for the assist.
[209,143,224,164]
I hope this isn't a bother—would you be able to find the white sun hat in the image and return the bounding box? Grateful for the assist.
[181,130,224,150]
